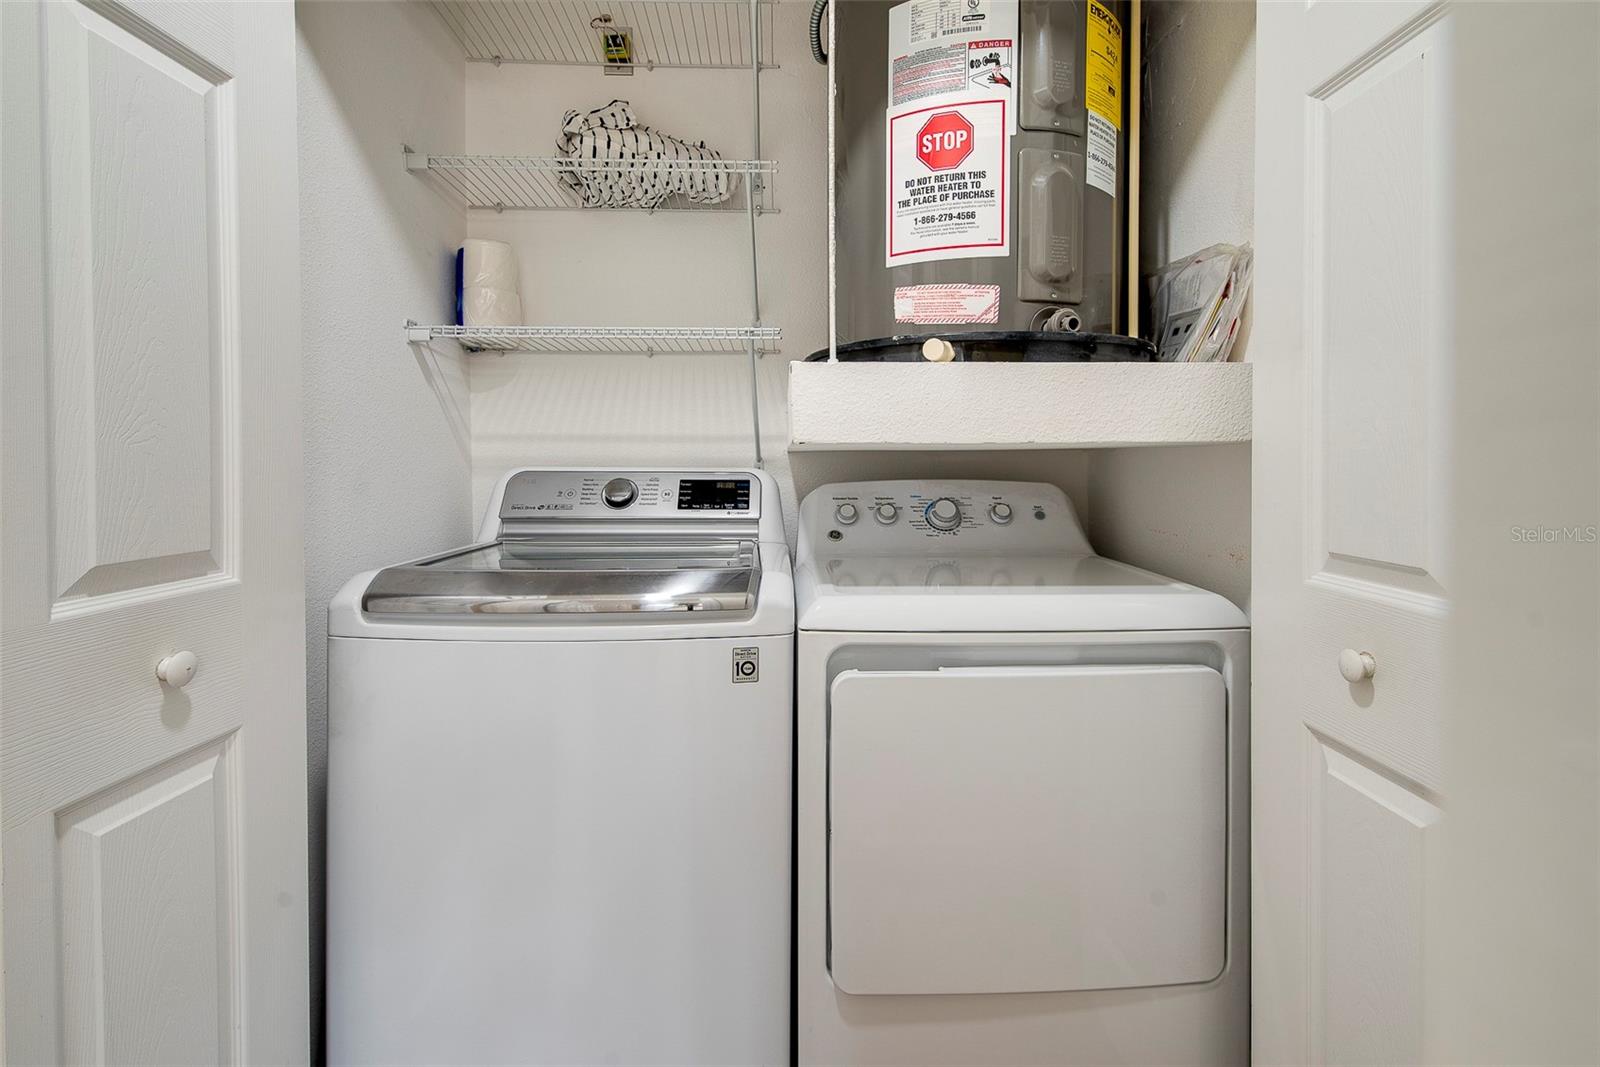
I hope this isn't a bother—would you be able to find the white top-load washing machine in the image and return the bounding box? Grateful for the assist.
[326,468,792,1067]
[796,480,1249,1066]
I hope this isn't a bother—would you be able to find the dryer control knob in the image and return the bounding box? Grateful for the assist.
[874,503,899,525]
[925,497,963,531]
[834,503,859,525]
[989,502,1014,525]
[602,477,638,509]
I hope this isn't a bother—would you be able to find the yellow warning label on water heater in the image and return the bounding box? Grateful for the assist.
[1086,0,1123,129]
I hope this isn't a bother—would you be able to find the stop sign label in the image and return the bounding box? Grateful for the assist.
[887,97,1007,266]
[915,112,974,171]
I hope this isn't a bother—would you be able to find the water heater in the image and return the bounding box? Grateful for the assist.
[831,0,1129,352]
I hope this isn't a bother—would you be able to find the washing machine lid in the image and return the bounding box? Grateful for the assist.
[362,539,761,618]
[795,551,1247,632]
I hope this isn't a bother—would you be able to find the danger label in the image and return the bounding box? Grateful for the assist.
[965,39,1014,97]
[887,98,1009,266]
[895,284,1001,324]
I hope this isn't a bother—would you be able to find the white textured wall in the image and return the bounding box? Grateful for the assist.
[1087,442,1250,605]
[1138,0,1255,275]
[1084,0,1255,611]
[297,2,471,1053]
[464,1,828,535]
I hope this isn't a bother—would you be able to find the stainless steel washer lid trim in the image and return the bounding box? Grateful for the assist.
[361,539,761,618]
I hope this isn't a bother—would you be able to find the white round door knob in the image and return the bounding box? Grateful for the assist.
[1338,648,1376,684]
[921,337,956,363]
[156,650,198,689]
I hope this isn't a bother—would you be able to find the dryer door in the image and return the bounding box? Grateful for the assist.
[828,664,1226,995]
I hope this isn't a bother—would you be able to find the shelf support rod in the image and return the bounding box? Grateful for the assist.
[744,0,765,467]
[826,0,837,361]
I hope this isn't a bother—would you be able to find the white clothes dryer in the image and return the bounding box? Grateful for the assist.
[795,480,1248,1066]
[326,468,792,1066]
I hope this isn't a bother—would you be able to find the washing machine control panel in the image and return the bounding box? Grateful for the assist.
[500,470,760,520]
[802,480,1092,556]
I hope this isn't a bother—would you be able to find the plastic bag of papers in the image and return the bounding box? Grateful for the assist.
[1148,243,1254,363]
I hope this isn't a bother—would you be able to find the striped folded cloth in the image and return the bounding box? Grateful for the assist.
[556,99,737,209]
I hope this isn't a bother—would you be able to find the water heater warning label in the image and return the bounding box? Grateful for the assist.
[1085,0,1123,196]
[895,284,1001,324]
[1087,114,1117,196]
[887,99,1009,266]
[885,0,1017,266]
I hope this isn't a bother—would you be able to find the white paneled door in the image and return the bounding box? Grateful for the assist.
[1255,1,1600,1063]
[1,0,307,1063]
[1253,2,1453,1063]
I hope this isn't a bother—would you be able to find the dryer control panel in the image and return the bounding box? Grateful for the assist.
[798,480,1093,557]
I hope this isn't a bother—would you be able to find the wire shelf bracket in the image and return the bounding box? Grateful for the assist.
[404,151,778,214]
[405,321,782,357]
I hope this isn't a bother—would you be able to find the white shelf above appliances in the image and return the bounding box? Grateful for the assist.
[429,0,779,69]
[405,152,778,213]
[406,321,781,356]
[787,361,1253,450]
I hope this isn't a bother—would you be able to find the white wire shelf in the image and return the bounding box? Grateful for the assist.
[430,0,778,69]
[405,152,778,213]
[406,321,781,355]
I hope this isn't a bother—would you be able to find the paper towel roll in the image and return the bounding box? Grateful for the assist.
[462,239,520,291]
[461,239,523,327]
[463,286,523,328]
